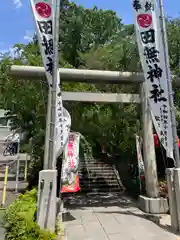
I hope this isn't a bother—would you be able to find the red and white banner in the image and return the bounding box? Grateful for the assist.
[61,132,81,193]
[135,134,145,180]
[132,0,174,159]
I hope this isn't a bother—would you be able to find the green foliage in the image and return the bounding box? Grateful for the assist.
[3,189,56,240]
[60,0,122,67]
[0,54,47,187]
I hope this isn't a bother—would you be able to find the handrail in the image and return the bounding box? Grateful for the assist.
[0,152,30,207]
[112,164,125,192]
[0,155,30,168]
[0,158,17,168]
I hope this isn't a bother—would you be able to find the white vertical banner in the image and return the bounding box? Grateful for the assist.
[30,0,53,86]
[132,0,174,159]
[30,0,71,158]
[56,69,71,157]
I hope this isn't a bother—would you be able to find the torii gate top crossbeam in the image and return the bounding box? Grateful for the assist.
[10,65,144,84]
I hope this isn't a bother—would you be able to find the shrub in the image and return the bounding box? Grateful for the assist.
[3,189,56,240]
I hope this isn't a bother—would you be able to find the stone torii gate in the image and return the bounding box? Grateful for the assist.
[9,65,171,214]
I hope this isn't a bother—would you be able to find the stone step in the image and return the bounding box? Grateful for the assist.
[79,187,123,193]
[0,173,24,181]
[78,169,115,176]
[79,170,115,174]
[78,165,113,171]
[0,181,28,191]
[79,176,118,181]
[0,164,25,169]
[79,162,112,166]
[0,164,26,171]
[79,168,114,172]
[80,183,120,188]
[80,182,119,187]
[0,160,27,166]
[79,163,113,167]
[79,177,119,181]
[0,169,24,176]
[0,153,28,161]
[0,190,21,206]
[62,192,126,207]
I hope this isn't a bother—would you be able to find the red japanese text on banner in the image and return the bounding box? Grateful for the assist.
[61,132,81,193]
[132,0,173,159]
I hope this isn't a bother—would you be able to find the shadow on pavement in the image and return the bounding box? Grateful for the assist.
[63,192,180,237]
[63,192,136,209]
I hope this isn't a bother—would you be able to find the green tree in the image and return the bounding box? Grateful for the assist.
[59,0,122,67]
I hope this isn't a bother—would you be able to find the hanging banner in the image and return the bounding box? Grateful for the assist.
[135,134,145,180]
[55,69,71,157]
[30,1,71,158]
[132,0,174,159]
[61,132,81,193]
[30,0,53,86]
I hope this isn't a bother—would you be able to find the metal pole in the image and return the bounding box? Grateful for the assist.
[159,0,180,167]
[1,165,9,208]
[15,143,20,193]
[43,89,51,170]
[24,154,28,181]
[48,0,61,170]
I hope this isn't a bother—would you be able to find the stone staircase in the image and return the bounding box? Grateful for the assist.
[62,153,124,208]
[0,154,29,206]
[78,154,124,193]
[0,154,28,190]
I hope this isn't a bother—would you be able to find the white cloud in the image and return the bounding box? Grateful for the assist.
[0,47,23,60]
[13,0,23,9]
[24,30,34,42]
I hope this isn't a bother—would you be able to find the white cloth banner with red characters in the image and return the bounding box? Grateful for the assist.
[61,132,81,193]
[132,0,174,159]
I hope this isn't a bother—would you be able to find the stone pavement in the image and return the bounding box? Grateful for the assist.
[0,227,4,240]
[63,193,179,240]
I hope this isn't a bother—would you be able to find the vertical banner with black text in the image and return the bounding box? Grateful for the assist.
[56,70,71,157]
[30,0,53,85]
[30,0,71,158]
[132,0,174,159]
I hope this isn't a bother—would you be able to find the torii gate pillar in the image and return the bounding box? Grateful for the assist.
[139,83,169,214]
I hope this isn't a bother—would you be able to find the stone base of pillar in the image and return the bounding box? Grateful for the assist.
[37,170,57,233]
[173,168,180,231]
[138,195,169,214]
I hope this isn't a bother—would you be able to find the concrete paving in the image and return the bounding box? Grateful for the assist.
[63,193,179,240]
[0,227,4,240]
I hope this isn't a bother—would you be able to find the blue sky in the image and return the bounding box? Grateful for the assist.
[1,0,180,53]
